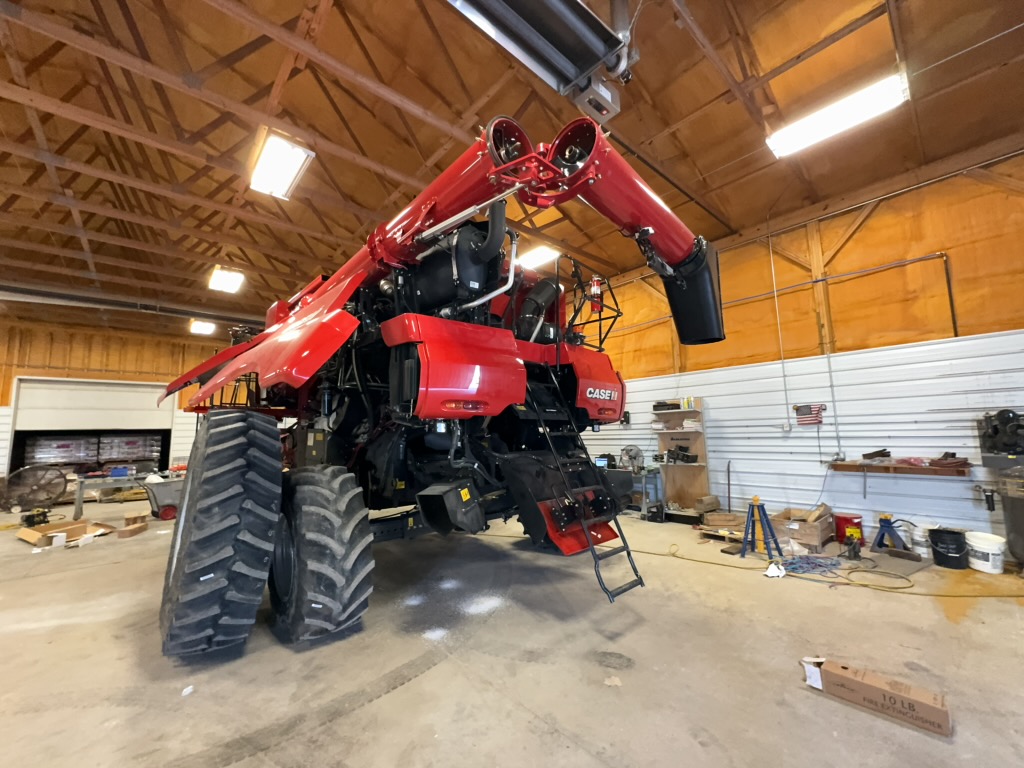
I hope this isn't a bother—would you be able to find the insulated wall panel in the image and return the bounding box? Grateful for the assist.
[584,329,1024,534]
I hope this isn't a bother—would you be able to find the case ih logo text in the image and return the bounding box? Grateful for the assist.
[586,387,619,401]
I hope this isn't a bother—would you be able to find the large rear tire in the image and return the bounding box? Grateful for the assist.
[160,409,282,657]
[269,466,374,643]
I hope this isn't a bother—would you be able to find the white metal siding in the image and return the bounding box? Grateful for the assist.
[584,329,1024,535]
[169,410,200,464]
[13,379,175,431]
[0,406,12,475]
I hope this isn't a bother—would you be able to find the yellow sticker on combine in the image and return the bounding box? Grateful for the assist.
[460,488,471,502]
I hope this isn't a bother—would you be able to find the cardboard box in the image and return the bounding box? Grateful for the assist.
[772,508,834,547]
[16,520,89,547]
[117,522,149,539]
[801,658,951,736]
[87,522,117,537]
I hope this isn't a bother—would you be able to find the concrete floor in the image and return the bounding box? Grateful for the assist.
[2,500,1024,767]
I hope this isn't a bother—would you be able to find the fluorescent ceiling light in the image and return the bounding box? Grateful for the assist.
[250,133,315,200]
[208,265,245,294]
[518,245,560,270]
[190,319,216,335]
[766,73,910,158]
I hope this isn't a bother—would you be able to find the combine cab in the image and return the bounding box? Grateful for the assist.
[158,116,725,657]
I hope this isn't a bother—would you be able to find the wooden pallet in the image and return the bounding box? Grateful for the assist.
[698,525,744,543]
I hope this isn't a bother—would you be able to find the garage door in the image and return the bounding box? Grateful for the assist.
[13,379,175,431]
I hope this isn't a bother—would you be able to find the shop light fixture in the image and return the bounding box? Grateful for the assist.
[190,319,217,335]
[518,245,561,270]
[250,132,315,199]
[766,73,910,158]
[208,265,245,294]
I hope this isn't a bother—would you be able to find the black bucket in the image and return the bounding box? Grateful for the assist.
[929,527,969,569]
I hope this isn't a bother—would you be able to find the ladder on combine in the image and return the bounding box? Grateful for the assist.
[527,367,644,602]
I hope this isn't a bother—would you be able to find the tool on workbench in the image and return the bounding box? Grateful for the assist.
[741,496,784,560]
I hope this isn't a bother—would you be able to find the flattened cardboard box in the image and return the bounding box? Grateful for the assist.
[801,657,951,736]
[16,520,88,546]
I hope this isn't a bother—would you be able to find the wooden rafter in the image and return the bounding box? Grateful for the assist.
[0,2,423,188]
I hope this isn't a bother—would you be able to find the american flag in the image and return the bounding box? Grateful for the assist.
[795,404,826,425]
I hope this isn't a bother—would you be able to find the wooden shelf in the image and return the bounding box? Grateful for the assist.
[654,429,703,435]
[829,461,972,478]
[653,408,702,416]
[654,462,706,468]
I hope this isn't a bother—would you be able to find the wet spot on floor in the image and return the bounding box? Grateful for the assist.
[935,595,975,623]
[591,651,635,670]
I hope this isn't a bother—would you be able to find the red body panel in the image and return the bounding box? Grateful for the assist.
[381,314,527,419]
[516,342,626,422]
[170,249,382,408]
[537,498,619,556]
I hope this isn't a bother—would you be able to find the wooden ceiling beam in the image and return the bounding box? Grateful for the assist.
[0,80,362,256]
[670,1,764,128]
[0,165,324,270]
[0,210,303,286]
[965,168,1024,197]
[412,0,472,107]
[196,0,475,143]
[823,201,879,267]
[0,1,422,188]
[0,19,98,280]
[884,0,926,163]
[18,142,345,247]
[715,130,1024,252]
[756,238,809,270]
[192,19,292,85]
[211,0,334,242]
[744,5,888,91]
[335,4,427,165]
[0,139,349,249]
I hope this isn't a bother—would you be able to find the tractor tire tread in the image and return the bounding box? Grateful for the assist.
[270,466,374,643]
[160,409,282,657]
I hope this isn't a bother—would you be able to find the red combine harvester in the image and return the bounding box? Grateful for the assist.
[158,116,725,657]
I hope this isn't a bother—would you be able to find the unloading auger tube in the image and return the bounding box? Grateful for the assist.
[157,115,726,657]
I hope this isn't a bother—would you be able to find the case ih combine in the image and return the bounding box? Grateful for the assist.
[158,115,724,657]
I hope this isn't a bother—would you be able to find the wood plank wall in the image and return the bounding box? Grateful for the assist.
[0,320,219,409]
[600,156,1024,377]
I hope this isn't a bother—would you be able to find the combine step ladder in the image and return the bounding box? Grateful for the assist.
[527,368,644,602]
[740,496,784,559]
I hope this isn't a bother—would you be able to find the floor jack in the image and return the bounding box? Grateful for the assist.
[870,514,922,562]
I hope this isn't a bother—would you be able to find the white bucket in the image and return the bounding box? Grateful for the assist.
[911,523,936,559]
[965,531,1006,574]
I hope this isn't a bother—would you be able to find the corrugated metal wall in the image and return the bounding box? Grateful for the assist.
[584,329,1024,535]
[0,406,11,475]
[169,410,200,466]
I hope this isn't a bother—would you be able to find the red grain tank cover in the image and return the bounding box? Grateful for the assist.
[380,314,527,419]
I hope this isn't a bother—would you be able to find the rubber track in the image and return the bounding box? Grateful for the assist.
[160,410,282,657]
[270,466,375,643]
